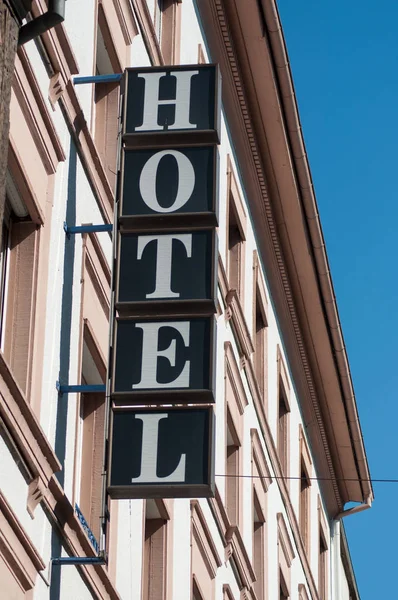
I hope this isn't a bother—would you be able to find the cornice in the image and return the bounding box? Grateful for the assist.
[196,0,343,514]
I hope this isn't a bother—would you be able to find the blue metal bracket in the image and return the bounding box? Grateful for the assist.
[56,381,106,395]
[51,556,106,566]
[64,222,113,237]
[73,74,122,85]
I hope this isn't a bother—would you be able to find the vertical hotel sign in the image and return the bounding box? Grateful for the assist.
[107,66,221,499]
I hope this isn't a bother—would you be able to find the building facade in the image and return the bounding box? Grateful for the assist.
[0,1,372,599]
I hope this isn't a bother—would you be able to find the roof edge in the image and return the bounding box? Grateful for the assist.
[261,0,373,504]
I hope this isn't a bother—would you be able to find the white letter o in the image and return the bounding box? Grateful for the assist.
[139,150,195,213]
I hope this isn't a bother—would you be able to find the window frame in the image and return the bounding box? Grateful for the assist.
[224,342,246,528]
[252,250,268,406]
[250,428,272,600]
[299,425,312,555]
[277,512,295,600]
[143,515,167,599]
[190,500,221,600]
[277,347,291,479]
[226,155,247,306]
[318,496,329,600]
[0,491,45,596]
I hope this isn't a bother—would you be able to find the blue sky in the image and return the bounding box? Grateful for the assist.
[278,1,398,597]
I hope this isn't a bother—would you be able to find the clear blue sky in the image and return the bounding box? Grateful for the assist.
[278,1,398,597]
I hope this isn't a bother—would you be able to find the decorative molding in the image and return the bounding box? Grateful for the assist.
[298,583,310,600]
[207,485,229,548]
[227,154,247,240]
[0,352,61,484]
[223,583,238,600]
[27,477,47,519]
[31,0,79,77]
[218,254,229,301]
[0,491,45,589]
[7,139,45,225]
[191,500,222,579]
[83,320,107,383]
[48,72,65,109]
[225,290,254,360]
[299,424,313,481]
[317,495,329,549]
[131,0,164,66]
[30,5,114,226]
[244,358,266,426]
[277,344,291,392]
[98,2,124,73]
[225,341,248,416]
[112,0,139,45]
[225,525,256,592]
[252,250,268,326]
[250,428,272,493]
[277,513,295,567]
[14,47,66,174]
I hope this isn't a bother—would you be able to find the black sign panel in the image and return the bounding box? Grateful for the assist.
[123,65,220,144]
[116,230,217,315]
[112,317,216,403]
[119,146,218,228]
[108,407,215,499]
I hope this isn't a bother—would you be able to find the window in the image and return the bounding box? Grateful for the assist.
[79,326,106,544]
[319,531,328,599]
[191,500,219,600]
[224,343,246,528]
[299,426,312,554]
[253,252,268,402]
[143,500,169,600]
[277,383,289,475]
[94,7,121,193]
[254,294,266,393]
[192,579,204,600]
[279,572,289,600]
[0,182,38,397]
[228,205,243,295]
[318,497,329,600]
[277,513,295,600]
[226,410,240,526]
[277,349,290,477]
[251,428,271,600]
[0,205,10,344]
[0,491,45,598]
[298,584,310,600]
[226,157,246,305]
[253,490,265,599]
[228,203,245,302]
[154,0,163,41]
[154,0,181,64]
[299,462,310,552]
